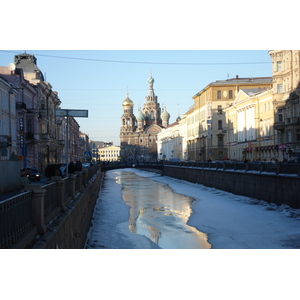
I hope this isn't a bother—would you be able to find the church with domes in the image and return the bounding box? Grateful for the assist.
[120,74,170,162]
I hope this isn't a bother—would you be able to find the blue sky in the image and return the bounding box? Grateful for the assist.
[0,50,273,145]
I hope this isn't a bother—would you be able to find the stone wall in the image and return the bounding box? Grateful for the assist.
[163,166,300,209]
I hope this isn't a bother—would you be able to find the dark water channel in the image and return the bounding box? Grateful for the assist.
[118,172,211,249]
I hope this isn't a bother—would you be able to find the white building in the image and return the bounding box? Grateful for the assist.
[99,145,120,161]
[157,115,187,161]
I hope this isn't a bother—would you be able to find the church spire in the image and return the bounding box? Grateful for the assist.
[147,73,156,101]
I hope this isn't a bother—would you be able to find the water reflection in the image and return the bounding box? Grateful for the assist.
[117,171,211,249]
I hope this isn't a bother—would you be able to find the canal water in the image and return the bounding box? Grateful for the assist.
[87,170,211,249]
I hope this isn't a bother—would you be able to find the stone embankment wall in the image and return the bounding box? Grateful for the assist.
[31,170,103,249]
[161,166,300,209]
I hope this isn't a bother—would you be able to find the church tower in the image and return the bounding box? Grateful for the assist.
[143,74,162,127]
[120,93,136,145]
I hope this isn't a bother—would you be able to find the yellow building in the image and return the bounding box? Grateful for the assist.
[99,145,120,161]
[191,76,273,161]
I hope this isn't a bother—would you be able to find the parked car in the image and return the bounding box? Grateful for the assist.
[21,167,41,181]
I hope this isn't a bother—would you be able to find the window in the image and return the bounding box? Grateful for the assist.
[297,129,300,142]
[287,130,292,143]
[218,105,223,114]
[218,120,222,129]
[217,90,221,99]
[277,84,283,93]
[277,61,282,72]
[218,136,223,147]
[229,90,233,99]
[278,109,283,122]
[27,119,32,133]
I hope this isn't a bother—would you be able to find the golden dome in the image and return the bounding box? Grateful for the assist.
[122,95,134,107]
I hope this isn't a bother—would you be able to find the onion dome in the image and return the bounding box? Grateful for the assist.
[136,108,146,121]
[148,74,154,85]
[161,106,170,121]
[122,94,134,107]
[176,115,181,122]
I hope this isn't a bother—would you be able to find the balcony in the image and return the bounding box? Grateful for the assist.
[273,121,285,131]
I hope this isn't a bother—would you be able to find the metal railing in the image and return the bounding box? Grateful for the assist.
[0,191,34,249]
[164,160,300,176]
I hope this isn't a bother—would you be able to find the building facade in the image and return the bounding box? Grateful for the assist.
[120,74,170,162]
[225,89,275,161]
[99,145,120,161]
[0,66,39,167]
[0,52,92,173]
[270,50,300,159]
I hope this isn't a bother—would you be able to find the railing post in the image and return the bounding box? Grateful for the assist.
[75,171,83,192]
[51,176,66,212]
[69,175,76,199]
[276,163,281,175]
[245,162,250,172]
[25,184,47,234]
[82,168,88,187]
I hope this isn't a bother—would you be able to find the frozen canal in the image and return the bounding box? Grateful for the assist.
[85,168,300,249]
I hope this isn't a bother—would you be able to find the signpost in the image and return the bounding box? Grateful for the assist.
[55,109,88,177]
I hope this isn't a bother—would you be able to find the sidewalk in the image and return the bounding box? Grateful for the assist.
[0,175,50,202]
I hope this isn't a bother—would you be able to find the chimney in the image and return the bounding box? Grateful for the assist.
[236,75,239,79]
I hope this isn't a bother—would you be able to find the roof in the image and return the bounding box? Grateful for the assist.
[240,88,267,97]
[14,53,44,81]
[212,76,272,85]
[193,76,272,98]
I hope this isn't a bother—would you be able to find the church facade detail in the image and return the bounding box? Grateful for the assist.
[120,74,170,162]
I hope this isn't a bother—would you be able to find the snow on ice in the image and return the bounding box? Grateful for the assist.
[86,168,300,249]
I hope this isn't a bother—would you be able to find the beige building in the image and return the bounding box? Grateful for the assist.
[99,145,120,161]
[269,50,300,159]
[191,76,273,161]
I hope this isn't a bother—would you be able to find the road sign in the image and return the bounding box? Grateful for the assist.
[55,109,88,117]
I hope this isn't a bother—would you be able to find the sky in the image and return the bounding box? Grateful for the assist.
[0,49,273,145]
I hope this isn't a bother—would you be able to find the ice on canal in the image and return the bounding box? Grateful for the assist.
[85,168,300,249]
